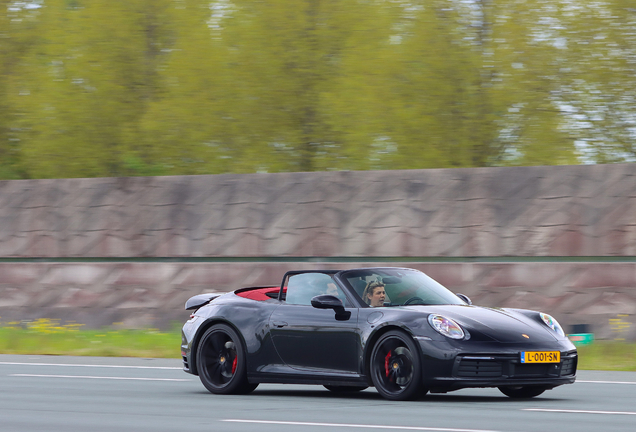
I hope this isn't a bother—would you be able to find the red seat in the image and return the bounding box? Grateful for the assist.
[236,287,280,301]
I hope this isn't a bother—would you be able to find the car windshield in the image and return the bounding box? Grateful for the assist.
[340,268,464,307]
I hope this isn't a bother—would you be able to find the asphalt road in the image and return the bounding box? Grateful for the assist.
[1,354,635,432]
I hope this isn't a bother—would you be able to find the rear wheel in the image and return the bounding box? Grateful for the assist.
[369,330,422,401]
[498,386,547,398]
[196,324,257,394]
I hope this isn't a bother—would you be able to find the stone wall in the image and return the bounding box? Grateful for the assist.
[0,164,635,337]
[1,261,634,339]
[1,163,635,258]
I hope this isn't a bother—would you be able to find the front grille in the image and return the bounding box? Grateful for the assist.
[560,353,577,376]
[455,350,578,379]
[182,356,189,371]
[513,363,556,377]
[457,359,503,377]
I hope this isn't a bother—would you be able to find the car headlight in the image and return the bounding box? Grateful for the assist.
[540,313,565,337]
[428,314,465,340]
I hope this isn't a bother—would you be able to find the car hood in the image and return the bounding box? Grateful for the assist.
[403,304,558,343]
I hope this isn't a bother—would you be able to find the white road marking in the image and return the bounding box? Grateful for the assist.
[0,362,181,370]
[577,380,636,385]
[9,374,191,382]
[524,409,636,416]
[222,419,502,432]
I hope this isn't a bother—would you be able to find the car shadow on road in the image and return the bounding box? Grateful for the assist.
[241,388,568,403]
[423,393,566,403]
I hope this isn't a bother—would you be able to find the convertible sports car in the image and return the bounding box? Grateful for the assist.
[181,267,577,400]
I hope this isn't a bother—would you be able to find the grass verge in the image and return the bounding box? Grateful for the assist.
[1,320,635,370]
[576,341,636,371]
[0,319,180,359]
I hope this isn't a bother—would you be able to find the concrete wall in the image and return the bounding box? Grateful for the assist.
[0,164,635,337]
[1,164,635,258]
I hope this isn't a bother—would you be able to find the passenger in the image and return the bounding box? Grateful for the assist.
[363,282,386,307]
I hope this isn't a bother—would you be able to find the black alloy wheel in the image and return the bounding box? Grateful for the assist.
[369,330,423,401]
[197,324,258,395]
[498,386,547,398]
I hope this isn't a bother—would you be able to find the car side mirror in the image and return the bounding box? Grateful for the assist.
[311,295,352,321]
[457,293,472,305]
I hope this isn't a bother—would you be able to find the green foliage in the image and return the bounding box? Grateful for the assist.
[8,0,177,178]
[0,319,180,358]
[1,0,635,179]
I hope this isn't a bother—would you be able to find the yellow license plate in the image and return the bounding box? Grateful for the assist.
[521,351,560,363]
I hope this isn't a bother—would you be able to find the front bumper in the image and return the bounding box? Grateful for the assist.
[426,350,577,392]
[416,337,577,392]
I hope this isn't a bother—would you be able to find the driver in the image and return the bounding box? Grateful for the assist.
[363,281,386,307]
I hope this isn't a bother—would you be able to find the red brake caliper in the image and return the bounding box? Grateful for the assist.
[385,351,392,377]
[231,356,237,374]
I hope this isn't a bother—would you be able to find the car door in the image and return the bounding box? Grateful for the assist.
[268,272,361,374]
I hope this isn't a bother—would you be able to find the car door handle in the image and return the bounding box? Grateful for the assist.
[272,321,288,328]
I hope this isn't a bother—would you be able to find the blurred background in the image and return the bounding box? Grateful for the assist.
[0,1,635,354]
[2,0,636,179]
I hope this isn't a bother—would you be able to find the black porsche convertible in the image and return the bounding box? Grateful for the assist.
[181,267,577,400]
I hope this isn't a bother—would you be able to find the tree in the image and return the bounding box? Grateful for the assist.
[3,0,635,180]
[12,0,176,178]
[549,0,636,163]
[0,0,43,179]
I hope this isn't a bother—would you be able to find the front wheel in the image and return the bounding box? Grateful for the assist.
[369,330,423,401]
[196,324,255,395]
[498,386,547,398]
